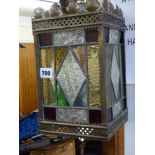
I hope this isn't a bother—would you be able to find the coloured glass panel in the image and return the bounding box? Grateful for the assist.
[55,47,67,72]
[86,29,98,43]
[74,82,87,107]
[53,30,85,46]
[56,108,88,124]
[88,45,101,108]
[111,46,121,101]
[44,107,56,120]
[73,46,86,72]
[56,82,69,107]
[39,33,52,46]
[57,48,86,107]
[109,29,121,44]
[41,48,55,105]
[89,110,102,124]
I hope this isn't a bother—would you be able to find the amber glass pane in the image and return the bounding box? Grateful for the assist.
[88,45,101,108]
[41,48,56,105]
[86,29,98,43]
[55,47,67,72]
[39,33,52,46]
[89,110,101,124]
[56,82,69,107]
[44,107,56,120]
[73,46,86,72]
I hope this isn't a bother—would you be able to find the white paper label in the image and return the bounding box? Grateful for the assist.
[40,68,52,78]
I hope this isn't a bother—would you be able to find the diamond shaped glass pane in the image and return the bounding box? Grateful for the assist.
[111,47,120,100]
[57,48,86,107]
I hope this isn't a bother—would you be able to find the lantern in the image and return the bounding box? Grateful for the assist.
[32,1,127,141]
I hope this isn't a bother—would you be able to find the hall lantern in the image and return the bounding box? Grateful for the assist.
[32,0,128,141]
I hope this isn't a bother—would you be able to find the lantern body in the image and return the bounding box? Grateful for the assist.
[32,11,127,141]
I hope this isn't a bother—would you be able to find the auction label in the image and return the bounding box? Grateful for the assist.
[40,68,52,78]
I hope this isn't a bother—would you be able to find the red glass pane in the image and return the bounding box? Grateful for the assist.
[89,110,101,124]
[39,33,52,46]
[86,30,98,43]
[44,107,56,120]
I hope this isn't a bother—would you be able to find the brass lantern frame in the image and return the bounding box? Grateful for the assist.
[32,11,128,141]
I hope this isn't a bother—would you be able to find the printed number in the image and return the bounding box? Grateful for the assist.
[42,71,50,76]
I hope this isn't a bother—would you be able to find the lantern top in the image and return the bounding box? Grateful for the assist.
[32,1,125,33]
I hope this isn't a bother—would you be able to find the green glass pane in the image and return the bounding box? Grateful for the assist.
[56,82,69,107]
[55,47,67,72]
[41,48,56,105]
[88,45,101,108]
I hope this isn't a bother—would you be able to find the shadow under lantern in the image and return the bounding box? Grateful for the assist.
[32,6,128,141]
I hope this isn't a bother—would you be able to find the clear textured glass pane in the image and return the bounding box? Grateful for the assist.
[111,46,121,101]
[56,82,69,107]
[41,48,56,105]
[73,46,86,72]
[56,108,88,124]
[88,45,101,108]
[57,48,86,107]
[74,82,87,107]
[55,47,67,72]
[109,29,121,44]
[112,101,123,118]
[53,30,85,46]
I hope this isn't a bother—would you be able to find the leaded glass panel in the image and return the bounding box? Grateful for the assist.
[39,33,52,46]
[55,47,67,72]
[86,29,98,42]
[41,48,55,105]
[112,101,123,118]
[57,48,86,107]
[109,29,121,44]
[111,46,121,101]
[56,82,69,107]
[88,45,101,108]
[53,30,85,46]
[44,107,56,120]
[74,82,87,107]
[73,46,86,72]
[56,108,89,123]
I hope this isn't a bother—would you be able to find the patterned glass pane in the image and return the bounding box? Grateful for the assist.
[88,45,101,108]
[55,47,67,72]
[112,101,123,118]
[89,110,101,124]
[73,46,86,72]
[44,107,56,120]
[41,48,56,105]
[53,30,85,46]
[74,82,87,107]
[57,48,86,107]
[86,29,98,43]
[109,29,121,44]
[56,82,69,107]
[39,33,52,46]
[111,46,121,100]
[56,108,88,124]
